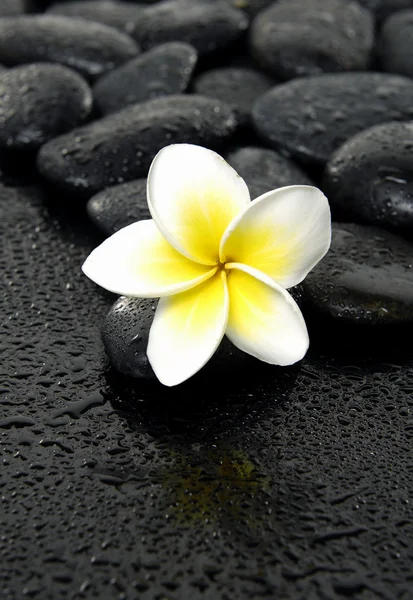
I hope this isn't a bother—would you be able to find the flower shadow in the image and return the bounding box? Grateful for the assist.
[105,359,300,540]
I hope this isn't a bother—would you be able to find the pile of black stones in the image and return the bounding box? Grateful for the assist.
[2,1,413,599]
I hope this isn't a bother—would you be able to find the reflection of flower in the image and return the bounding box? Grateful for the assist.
[83,144,331,386]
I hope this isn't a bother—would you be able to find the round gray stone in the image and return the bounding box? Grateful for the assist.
[303,222,413,325]
[0,63,92,150]
[0,15,139,80]
[87,179,150,236]
[93,42,197,115]
[323,121,413,235]
[252,73,413,165]
[249,0,374,80]
[37,94,238,196]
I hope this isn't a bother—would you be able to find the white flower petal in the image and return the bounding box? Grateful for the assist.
[226,263,309,366]
[220,185,331,288]
[147,144,250,265]
[147,271,228,386]
[82,220,216,297]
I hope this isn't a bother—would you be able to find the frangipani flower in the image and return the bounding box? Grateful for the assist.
[83,144,331,386]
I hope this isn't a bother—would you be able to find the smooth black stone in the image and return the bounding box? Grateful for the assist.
[37,94,238,196]
[135,0,248,57]
[253,73,413,166]
[303,222,413,325]
[0,0,25,15]
[355,0,413,21]
[250,0,373,80]
[102,296,158,380]
[323,122,413,235]
[227,0,274,17]
[46,0,145,37]
[0,63,92,151]
[94,42,197,115]
[102,293,303,382]
[226,146,313,199]
[87,179,150,235]
[193,67,274,127]
[379,10,413,80]
[0,15,139,80]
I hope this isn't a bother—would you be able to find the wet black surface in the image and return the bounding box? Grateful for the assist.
[2,1,413,598]
[2,182,413,600]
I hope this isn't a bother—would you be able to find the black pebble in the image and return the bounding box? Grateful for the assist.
[303,222,413,326]
[0,63,92,151]
[102,294,281,382]
[356,0,413,21]
[102,296,158,380]
[227,0,275,18]
[135,0,248,57]
[250,0,374,80]
[0,15,139,80]
[87,179,150,236]
[226,146,313,199]
[94,42,197,115]
[379,9,413,80]
[37,94,238,197]
[252,72,413,166]
[323,121,413,236]
[46,0,146,38]
[193,67,274,127]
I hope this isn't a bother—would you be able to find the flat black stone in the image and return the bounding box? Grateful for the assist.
[0,15,139,80]
[252,72,413,166]
[87,179,150,235]
[226,146,313,199]
[303,222,413,326]
[37,94,238,197]
[323,121,413,235]
[226,0,275,17]
[102,287,303,381]
[379,9,413,79]
[249,0,374,80]
[354,0,413,21]
[46,0,146,38]
[193,67,274,127]
[0,63,92,151]
[2,183,413,600]
[93,42,197,115]
[135,0,249,56]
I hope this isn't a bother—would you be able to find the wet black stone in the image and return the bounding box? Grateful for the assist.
[46,0,145,38]
[379,9,413,80]
[355,0,413,21]
[250,0,374,80]
[0,15,139,80]
[226,146,313,200]
[303,222,413,326]
[226,0,275,17]
[94,42,197,115]
[102,296,158,380]
[0,63,92,151]
[252,73,413,166]
[323,121,413,236]
[87,179,150,235]
[102,293,304,381]
[193,67,274,127]
[135,0,249,57]
[37,94,238,197]
[0,0,25,15]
